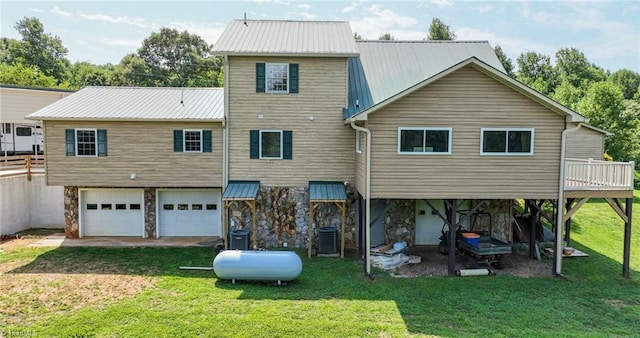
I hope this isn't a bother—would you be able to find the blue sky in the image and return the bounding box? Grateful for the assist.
[1,0,639,72]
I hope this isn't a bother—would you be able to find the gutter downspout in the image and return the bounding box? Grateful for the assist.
[223,55,229,188]
[350,121,371,277]
[554,122,582,276]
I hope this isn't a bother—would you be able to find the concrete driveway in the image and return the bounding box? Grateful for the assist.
[28,233,222,248]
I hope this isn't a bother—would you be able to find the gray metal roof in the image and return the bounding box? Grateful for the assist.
[309,181,347,202]
[27,86,224,121]
[344,41,505,117]
[212,20,359,57]
[223,181,260,200]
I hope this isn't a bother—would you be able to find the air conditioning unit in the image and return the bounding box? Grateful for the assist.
[229,229,250,250]
[318,226,338,254]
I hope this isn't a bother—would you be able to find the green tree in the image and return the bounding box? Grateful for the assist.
[378,33,395,41]
[516,52,557,95]
[554,48,606,89]
[609,69,640,100]
[494,45,515,78]
[111,54,158,86]
[577,81,640,162]
[427,18,456,40]
[551,79,583,110]
[134,27,222,87]
[68,62,113,89]
[11,17,70,83]
[0,63,57,87]
[0,37,21,64]
[353,32,362,40]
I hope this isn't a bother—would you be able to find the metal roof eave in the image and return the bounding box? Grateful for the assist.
[212,52,360,57]
[345,57,587,124]
[25,116,225,122]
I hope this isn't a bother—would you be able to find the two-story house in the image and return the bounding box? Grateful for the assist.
[28,19,634,277]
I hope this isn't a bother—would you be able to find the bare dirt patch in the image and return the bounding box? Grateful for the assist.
[393,247,553,278]
[0,238,156,325]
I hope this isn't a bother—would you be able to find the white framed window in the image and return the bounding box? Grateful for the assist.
[76,128,97,157]
[480,128,534,155]
[355,130,362,153]
[266,63,289,93]
[260,130,283,159]
[183,130,203,152]
[397,127,452,155]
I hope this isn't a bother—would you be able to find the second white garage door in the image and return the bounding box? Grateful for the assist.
[157,189,222,237]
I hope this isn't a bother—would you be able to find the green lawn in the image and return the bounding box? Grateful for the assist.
[1,192,638,337]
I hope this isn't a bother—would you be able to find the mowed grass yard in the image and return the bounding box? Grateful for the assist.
[1,192,639,337]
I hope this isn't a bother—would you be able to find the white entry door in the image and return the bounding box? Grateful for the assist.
[415,199,446,245]
[81,189,144,237]
[157,189,222,237]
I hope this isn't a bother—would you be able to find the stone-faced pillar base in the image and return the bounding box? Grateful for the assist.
[63,186,79,238]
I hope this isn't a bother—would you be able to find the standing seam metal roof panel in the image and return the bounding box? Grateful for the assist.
[344,41,506,117]
[212,20,359,56]
[27,87,225,120]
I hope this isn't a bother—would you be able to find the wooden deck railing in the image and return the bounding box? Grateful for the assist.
[565,158,635,191]
[0,155,45,180]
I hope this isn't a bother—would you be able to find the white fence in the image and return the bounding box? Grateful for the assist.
[564,158,635,191]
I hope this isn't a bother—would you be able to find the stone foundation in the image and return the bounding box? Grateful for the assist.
[384,199,416,245]
[144,188,156,238]
[472,199,513,242]
[63,186,79,238]
[228,186,356,249]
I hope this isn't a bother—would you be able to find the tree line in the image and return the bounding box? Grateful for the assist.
[1,17,638,164]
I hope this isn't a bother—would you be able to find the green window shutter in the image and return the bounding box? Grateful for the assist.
[283,130,292,160]
[203,130,212,152]
[250,130,259,159]
[256,63,265,93]
[97,129,108,156]
[289,64,298,93]
[65,129,75,156]
[174,130,183,152]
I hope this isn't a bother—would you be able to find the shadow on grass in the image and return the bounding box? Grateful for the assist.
[7,243,640,336]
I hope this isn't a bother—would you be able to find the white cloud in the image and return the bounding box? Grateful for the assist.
[29,8,43,13]
[100,37,142,48]
[249,0,290,4]
[78,13,150,28]
[349,4,423,40]
[456,26,554,60]
[342,1,360,13]
[51,6,73,17]
[473,5,493,14]
[432,0,454,8]
[297,4,311,11]
[167,21,228,45]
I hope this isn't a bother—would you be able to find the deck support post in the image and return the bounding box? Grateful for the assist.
[528,200,539,259]
[446,199,458,276]
[564,198,575,245]
[623,197,633,278]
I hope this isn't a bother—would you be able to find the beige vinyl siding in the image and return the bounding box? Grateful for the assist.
[227,56,354,187]
[44,121,222,187]
[368,66,564,200]
[1,88,72,123]
[566,125,605,160]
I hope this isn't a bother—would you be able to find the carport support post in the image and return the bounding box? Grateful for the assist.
[447,199,457,276]
[529,200,538,259]
[623,197,633,278]
[565,199,575,245]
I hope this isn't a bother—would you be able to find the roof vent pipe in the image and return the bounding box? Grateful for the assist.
[244,13,248,26]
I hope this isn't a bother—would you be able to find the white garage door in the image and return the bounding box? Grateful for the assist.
[158,189,222,237]
[81,189,144,237]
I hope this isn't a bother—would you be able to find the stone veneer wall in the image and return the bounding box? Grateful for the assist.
[383,199,416,246]
[63,186,79,238]
[228,186,356,249]
[144,188,156,238]
[471,199,513,242]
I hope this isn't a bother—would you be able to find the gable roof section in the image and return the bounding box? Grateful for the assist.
[212,20,359,57]
[27,87,224,121]
[343,40,505,118]
[346,55,586,123]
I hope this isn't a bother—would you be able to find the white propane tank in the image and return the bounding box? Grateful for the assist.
[213,250,303,284]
